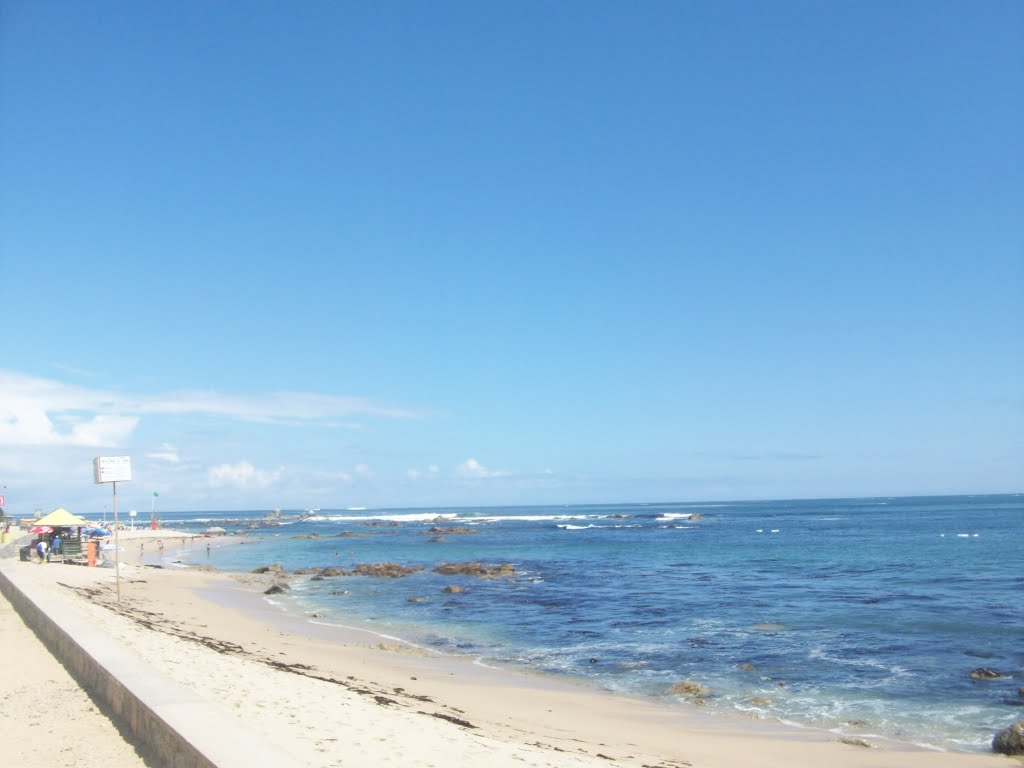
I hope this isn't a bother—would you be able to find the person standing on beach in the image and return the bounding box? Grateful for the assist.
[36,538,48,563]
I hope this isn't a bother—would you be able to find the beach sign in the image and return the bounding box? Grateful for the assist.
[93,456,132,484]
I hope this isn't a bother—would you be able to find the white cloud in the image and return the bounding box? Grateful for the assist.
[206,461,281,489]
[354,463,374,478]
[0,369,423,447]
[455,458,510,479]
[406,468,422,480]
[147,443,181,463]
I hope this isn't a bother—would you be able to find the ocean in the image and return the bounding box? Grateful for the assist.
[147,494,1022,753]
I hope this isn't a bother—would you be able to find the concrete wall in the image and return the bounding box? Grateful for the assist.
[0,562,300,768]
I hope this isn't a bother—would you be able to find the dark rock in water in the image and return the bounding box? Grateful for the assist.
[264,584,289,595]
[426,526,477,535]
[318,567,350,577]
[407,597,427,603]
[291,533,321,539]
[442,585,464,593]
[253,561,286,573]
[589,658,599,664]
[330,590,350,596]
[310,575,323,581]
[992,720,1024,755]
[310,611,322,618]
[738,663,755,671]
[428,536,447,543]
[336,532,362,537]
[252,564,284,574]
[688,513,701,521]
[353,562,424,578]
[669,680,710,698]
[433,562,516,578]
[291,567,320,575]
[971,667,1001,680]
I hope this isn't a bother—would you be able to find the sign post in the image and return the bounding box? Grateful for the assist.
[93,456,132,601]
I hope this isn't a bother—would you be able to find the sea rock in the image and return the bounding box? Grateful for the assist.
[688,514,701,521]
[291,567,320,575]
[1019,686,1024,697]
[971,667,1001,680]
[251,564,284,575]
[426,526,477,535]
[428,536,447,543]
[670,680,711,698]
[353,562,424,578]
[738,663,755,671]
[442,585,464,593]
[264,584,289,595]
[310,611,323,618]
[318,567,350,577]
[335,532,362,537]
[992,720,1024,755]
[291,533,321,539]
[364,521,400,527]
[407,597,427,603]
[432,562,516,578]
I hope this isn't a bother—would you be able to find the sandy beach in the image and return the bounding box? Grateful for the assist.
[1,528,1015,768]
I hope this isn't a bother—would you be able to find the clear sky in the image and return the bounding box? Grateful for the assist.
[1,1,1021,515]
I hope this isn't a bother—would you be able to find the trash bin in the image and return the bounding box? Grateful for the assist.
[19,545,30,562]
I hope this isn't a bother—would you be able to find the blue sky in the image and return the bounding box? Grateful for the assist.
[1,1,1021,515]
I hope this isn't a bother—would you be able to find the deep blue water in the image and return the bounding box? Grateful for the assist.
[151,495,1022,752]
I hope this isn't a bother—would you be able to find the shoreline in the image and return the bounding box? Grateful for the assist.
[2,529,1014,767]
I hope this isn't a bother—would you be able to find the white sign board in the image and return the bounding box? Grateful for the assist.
[94,456,132,484]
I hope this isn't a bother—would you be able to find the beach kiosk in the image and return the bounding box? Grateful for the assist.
[32,507,91,563]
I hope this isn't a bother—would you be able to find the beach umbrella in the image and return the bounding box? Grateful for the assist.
[35,508,91,528]
[29,526,53,534]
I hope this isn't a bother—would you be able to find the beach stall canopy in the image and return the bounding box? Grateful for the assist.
[35,508,90,528]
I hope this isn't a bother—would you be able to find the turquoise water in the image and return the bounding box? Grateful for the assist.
[157,494,1022,752]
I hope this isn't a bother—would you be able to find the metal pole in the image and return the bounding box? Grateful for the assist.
[112,481,121,601]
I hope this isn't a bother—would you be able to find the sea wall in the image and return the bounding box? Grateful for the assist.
[0,559,300,768]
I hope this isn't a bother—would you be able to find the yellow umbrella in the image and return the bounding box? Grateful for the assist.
[34,508,90,527]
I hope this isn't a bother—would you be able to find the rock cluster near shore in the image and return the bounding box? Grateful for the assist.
[252,561,519,581]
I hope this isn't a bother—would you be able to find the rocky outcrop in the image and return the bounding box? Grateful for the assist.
[426,526,477,535]
[264,583,289,595]
[291,567,320,575]
[252,564,284,575]
[971,667,1001,680]
[688,513,702,520]
[318,567,349,577]
[353,562,424,578]
[442,585,464,593]
[291,533,321,539]
[669,680,710,698]
[993,720,1024,755]
[432,562,515,578]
